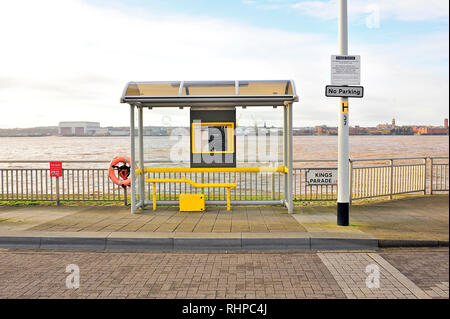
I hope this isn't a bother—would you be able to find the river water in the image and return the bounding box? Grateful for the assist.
[0,135,447,163]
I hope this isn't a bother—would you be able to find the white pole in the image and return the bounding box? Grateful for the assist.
[138,106,145,208]
[287,102,294,214]
[337,0,349,225]
[283,104,288,208]
[130,105,136,214]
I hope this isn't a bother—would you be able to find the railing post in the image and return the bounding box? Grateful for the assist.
[226,187,231,211]
[271,172,275,200]
[430,157,434,195]
[55,177,60,206]
[389,159,394,200]
[201,172,204,198]
[152,182,156,211]
[123,186,128,206]
[130,104,136,213]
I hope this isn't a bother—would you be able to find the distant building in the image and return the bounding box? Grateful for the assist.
[144,127,164,136]
[411,118,449,135]
[314,125,337,135]
[107,127,130,136]
[350,125,370,135]
[293,127,314,136]
[94,128,109,136]
[413,127,448,135]
[58,122,100,136]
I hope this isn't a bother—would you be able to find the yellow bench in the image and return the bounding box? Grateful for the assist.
[146,178,237,211]
[138,166,288,212]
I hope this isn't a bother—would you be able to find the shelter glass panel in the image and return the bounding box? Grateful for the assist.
[239,81,293,95]
[182,81,235,96]
[126,82,181,96]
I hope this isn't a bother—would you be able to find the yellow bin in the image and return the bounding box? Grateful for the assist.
[179,194,205,212]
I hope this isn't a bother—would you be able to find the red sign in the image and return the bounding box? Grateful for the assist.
[50,161,63,177]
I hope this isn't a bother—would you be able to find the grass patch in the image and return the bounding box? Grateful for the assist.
[0,193,433,208]
[0,200,125,207]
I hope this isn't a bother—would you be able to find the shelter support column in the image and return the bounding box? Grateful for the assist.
[287,102,293,214]
[130,105,136,214]
[283,104,288,208]
[138,106,145,209]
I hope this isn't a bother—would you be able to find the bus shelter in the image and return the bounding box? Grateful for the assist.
[120,80,298,213]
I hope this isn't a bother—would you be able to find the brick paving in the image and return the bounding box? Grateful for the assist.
[0,250,344,299]
[0,248,447,299]
[381,249,449,299]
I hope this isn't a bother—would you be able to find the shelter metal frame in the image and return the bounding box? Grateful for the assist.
[121,80,298,213]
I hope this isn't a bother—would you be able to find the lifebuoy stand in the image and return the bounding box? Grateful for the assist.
[108,156,136,206]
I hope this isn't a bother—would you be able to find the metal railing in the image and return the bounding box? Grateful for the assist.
[0,156,448,204]
[293,162,338,201]
[0,166,127,203]
[350,158,427,201]
[291,157,429,201]
[431,157,450,193]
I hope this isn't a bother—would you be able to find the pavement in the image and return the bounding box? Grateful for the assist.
[294,195,449,241]
[0,247,447,299]
[0,195,448,251]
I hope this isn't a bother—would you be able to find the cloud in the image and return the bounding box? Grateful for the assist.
[242,0,285,10]
[0,0,448,129]
[291,0,449,22]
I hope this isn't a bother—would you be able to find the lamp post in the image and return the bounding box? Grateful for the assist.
[337,0,350,226]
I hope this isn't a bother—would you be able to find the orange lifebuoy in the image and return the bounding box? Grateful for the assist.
[108,156,136,187]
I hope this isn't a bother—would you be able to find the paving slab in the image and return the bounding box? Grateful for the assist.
[13,205,305,233]
[0,206,85,231]
[0,195,447,251]
[317,252,433,299]
[294,195,449,241]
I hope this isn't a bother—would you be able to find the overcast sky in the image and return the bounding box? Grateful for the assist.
[0,0,448,128]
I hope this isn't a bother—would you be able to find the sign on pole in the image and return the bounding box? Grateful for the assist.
[325,85,363,98]
[331,55,360,85]
[306,169,338,186]
[50,161,63,177]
